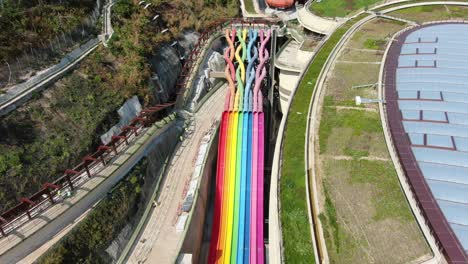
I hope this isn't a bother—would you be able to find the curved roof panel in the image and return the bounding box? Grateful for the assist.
[392,23,468,254]
[266,0,295,8]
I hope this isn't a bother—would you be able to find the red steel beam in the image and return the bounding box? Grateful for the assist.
[112,135,128,146]
[0,17,277,239]
[98,145,113,165]
[131,117,146,126]
[109,140,119,155]
[0,216,5,236]
[122,125,139,137]
[20,198,35,220]
[20,197,35,206]
[43,183,60,204]
[83,156,98,178]
[61,169,77,188]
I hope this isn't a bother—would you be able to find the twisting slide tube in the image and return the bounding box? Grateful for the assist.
[208,27,270,264]
[225,29,236,110]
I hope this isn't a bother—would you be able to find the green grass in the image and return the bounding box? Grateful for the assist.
[39,160,147,263]
[344,147,369,158]
[319,96,382,154]
[449,5,468,17]
[244,0,256,14]
[388,4,468,23]
[314,13,431,261]
[349,159,414,221]
[321,158,421,262]
[310,0,379,17]
[363,38,386,50]
[372,0,432,12]
[373,0,468,12]
[319,181,341,253]
[280,13,368,263]
[320,96,411,222]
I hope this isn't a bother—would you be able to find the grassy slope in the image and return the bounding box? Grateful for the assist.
[38,160,147,263]
[244,0,256,13]
[389,4,468,23]
[0,50,128,212]
[319,104,428,262]
[310,0,379,17]
[0,1,95,62]
[317,17,430,263]
[280,13,368,263]
[0,0,238,212]
[284,1,468,262]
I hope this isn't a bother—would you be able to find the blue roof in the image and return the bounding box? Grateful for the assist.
[396,23,468,251]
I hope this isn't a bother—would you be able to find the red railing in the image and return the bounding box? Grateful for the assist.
[0,102,174,237]
[0,17,279,239]
[175,18,278,106]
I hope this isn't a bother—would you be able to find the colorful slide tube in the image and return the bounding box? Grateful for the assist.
[208,27,271,264]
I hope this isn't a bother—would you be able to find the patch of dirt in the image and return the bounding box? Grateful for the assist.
[322,158,429,263]
[311,16,430,264]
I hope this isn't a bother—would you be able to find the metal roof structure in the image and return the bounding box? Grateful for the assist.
[266,0,295,9]
[385,23,468,262]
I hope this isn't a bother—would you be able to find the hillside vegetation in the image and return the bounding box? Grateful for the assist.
[0,0,237,212]
[310,0,379,17]
[38,159,147,264]
[0,0,96,62]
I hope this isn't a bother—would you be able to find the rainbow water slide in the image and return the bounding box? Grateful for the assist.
[208,27,270,264]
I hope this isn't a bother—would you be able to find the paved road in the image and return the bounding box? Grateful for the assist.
[127,86,227,263]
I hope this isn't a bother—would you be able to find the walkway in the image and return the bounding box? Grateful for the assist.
[126,86,227,264]
[370,11,418,25]
[19,206,93,263]
[275,40,314,72]
[297,1,341,35]
[0,117,177,263]
[0,0,115,117]
[276,40,315,113]
[101,0,116,46]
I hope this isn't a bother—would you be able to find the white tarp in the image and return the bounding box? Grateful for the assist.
[100,96,142,144]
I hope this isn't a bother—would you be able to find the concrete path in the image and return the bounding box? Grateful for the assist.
[102,0,116,46]
[276,40,315,112]
[275,40,314,72]
[0,0,116,116]
[330,105,378,112]
[18,206,93,264]
[0,117,177,263]
[371,11,419,25]
[297,1,341,35]
[336,60,381,64]
[126,86,227,264]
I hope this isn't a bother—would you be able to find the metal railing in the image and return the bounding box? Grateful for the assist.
[175,18,280,108]
[0,103,175,237]
[0,17,282,240]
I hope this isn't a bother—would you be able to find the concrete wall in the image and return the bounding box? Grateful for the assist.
[107,118,184,262]
[179,130,219,263]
